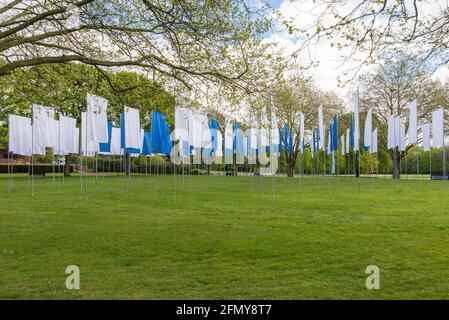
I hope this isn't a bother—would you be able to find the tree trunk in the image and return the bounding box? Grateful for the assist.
[392,148,401,179]
[354,152,360,177]
[64,155,71,176]
[287,164,294,177]
[287,152,297,178]
[125,153,131,176]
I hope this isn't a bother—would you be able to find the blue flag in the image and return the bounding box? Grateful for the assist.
[151,111,171,155]
[142,131,153,155]
[233,123,244,154]
[120,113,140,155]
[332,115,338,152]
[209,119,219,156]
[349,115,354,149]
[99,121,113,153]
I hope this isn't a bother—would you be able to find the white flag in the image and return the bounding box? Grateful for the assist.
[421,123,431,151]
[110,127,121,155]
[224,124,233,150]
[124,107,142,149]
[299,112,305,154]
[47,119,59,150]
[432,108,444,148]
[32,104,54,155]
[216,130,223,157]
[394,117,401,149]
[8,114,32,156]
[310,132,315,156]
[353,88,360,151]
[318,105,324,150]
[408,100,418,144]
[345,128,349,154]
[341,135,345,156]
[59,115,77,154]
[174,107,189,143]
[387,115,395,149]
[86,93,108,145]
[364,108,372,148]
[399,124,406,152]
[81,111,97,156]
[371,128,378,153]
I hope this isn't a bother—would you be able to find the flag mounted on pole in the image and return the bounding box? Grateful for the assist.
[318,105,324,150]
[299,112,305,154]
[332,115,338,152]
[364,108,372,151]
[353,88,360,151]
[408,100,418,145]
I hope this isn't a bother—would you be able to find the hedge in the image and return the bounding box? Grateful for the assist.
[0,164,73,174]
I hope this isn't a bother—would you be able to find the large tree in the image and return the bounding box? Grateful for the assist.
[0,0,275,96]
[285,0,449,79]
[0,62,176,175]
[358,57,449,179]
[272,76,345,177]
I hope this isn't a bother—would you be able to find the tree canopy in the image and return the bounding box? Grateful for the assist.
[0,62,176,147]
[0,0,276,96]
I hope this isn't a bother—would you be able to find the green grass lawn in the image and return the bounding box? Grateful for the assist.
[1,173,449,299]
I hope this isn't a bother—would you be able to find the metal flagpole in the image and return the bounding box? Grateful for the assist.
[52,153,55,186]
[173,162,176,200]
[28,156,31,185]
[323,149,327,191]
[358,149,361,192]
[11,153,13,191]
[430,148,432,182]
[150,155,153,191]
[301,150,304,182]
[443,134,447,181]
[346,154,348,177]
[189,155,191,196]
[416,152,420,191]
[376,152,379,178]
[31,107,34,197]
[7,151,10,193]
[80,153,83,193]
[85,108,88,200]
[197,161,200,192]
[270,98,275,201]
[352,149,356,185]
[270,142,276,201]
[120,153,123,191]
[58,155,61,192]
[62,155,65,186]
[123,153,127,192]
[95,153,98,186]
[297,152,301,190]
[406,154,408,180]
[145,155,148,177]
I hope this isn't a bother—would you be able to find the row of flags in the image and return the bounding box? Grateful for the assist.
[7,92,447,163]
[8,94,172,158]
[387,100,445,152]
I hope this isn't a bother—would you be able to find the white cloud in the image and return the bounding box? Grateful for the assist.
[266,0,448,100]
[432,66,449,84]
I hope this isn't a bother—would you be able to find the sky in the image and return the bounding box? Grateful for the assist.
[264,0,449,98]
